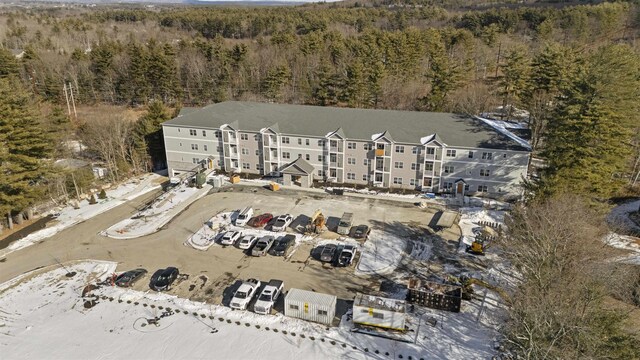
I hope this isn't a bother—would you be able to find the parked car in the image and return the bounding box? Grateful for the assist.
[254,280,284,315]
[235,207,254,226]
[251,236,275,256]
[220,231,242,245]
[269,235,296,257]
[115,268,148,287]
[237,235,258,250]
[320,244,338,263]
[152,267,179,291]
[230,278,262,310]
[350,225,370,239]
[271,214,293,232]
[248,213,273,228]
[337,212,354,235]
[337,245,357,267]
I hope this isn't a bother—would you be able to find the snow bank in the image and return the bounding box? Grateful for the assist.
[355,230,406,275]
[458,207,506,249]
[103,184,210,239]
[1,175,162,256]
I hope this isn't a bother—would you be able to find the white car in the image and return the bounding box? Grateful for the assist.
[235,207,254,227]
[271,214,293,232]
[254,279,284,315]
[220,231,242,246]
[230,278,262,310]
[237,235,257,250]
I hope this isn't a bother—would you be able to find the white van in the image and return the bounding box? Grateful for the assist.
[235,207,254,226]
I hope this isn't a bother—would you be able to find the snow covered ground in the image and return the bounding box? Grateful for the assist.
[356,229,407,275]
[103,183,211,239]
[604,233,640,265]
[457,207,506,250]
[0,260,503,360]
[0,174,163,257]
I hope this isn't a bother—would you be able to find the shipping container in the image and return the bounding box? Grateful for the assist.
[352,293,406,331]
[284,289,336,326]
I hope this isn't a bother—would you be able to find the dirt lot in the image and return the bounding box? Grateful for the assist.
[0,184,459,307]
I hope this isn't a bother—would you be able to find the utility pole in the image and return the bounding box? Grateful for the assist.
[63,82,71,116]
[68,82,77,119]
[495,42,502,78]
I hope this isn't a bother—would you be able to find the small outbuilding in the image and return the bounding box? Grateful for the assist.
[280,158,315,188]
[284,288,336,326]
[353,293,406,331]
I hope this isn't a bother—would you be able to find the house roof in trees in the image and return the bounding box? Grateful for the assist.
[164,102,531,151]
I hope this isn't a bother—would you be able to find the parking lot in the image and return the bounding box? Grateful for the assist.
[114,185,457,304]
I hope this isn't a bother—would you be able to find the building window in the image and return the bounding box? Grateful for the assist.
[214,131,220,138]
[257,164,264,171]
[394,161,403,169]
[464,184,470,191]
[347,173,356,180]
[242,163,250,170]
[241,148,249,155]
[347,157,356,165]
[240,134,248,140]
[191,144,198,150]
[318,139,324,146]
[179,142,182,147]
[189,129,197,136]
[426,148,435,155]
[305,154,310,161]
[192,158,200,164]
[372,312,384,319]
[305,139,310,146]
[255,150,260,156]
[412,147,421,154]
[318,310,328,316]
[425,162,433,171]
[282,137,290,144]
[444,165,454,174]
[363,143,373,150]
[347,142,356,149]
[216,146,222,152]
[482,152,493,160]
[443,182,453,190]
[289,305,299,310]
[363,159,371,166]
[480,169,490,177]
[478,185,489,193]
[282,152,290,159]
[203,145,208,151]
[468,151,474,158]
[410,179,416,186]
[298,154,302,159]
[362,174,369,181]
[202,130,207,137]
[395,145,404,153]
[393,177,403,184]
[446,149,456,157]
[318,170,324,177]
[411,163,420,171]
[298,138,302,145]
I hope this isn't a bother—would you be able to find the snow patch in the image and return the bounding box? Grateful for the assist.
[355,230,406,275]
[475,116,532,150]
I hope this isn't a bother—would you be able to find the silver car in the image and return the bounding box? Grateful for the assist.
[251,236,275,256]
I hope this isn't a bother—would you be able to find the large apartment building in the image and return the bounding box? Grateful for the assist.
[162,101,531,198]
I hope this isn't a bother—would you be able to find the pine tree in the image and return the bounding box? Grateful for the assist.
[540,45,640,198]
[133,100,172,171]
[0,77,52,226]
[0,49,19,79]
[498,47,530,119]
[260,65,291,101]
[423,37,464,112]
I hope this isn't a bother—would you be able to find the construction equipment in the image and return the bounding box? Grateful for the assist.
[230,175,241,184]
[269,182,280,191]
[466,239,487,255]
[305,209,326,234]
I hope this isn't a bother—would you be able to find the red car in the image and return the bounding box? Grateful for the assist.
[248,213,273,228]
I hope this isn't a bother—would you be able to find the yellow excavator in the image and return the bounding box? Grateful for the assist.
[467,238,487,255]
[306,209,326,235]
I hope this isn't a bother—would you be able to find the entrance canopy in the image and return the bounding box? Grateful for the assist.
[281,158,315,176]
